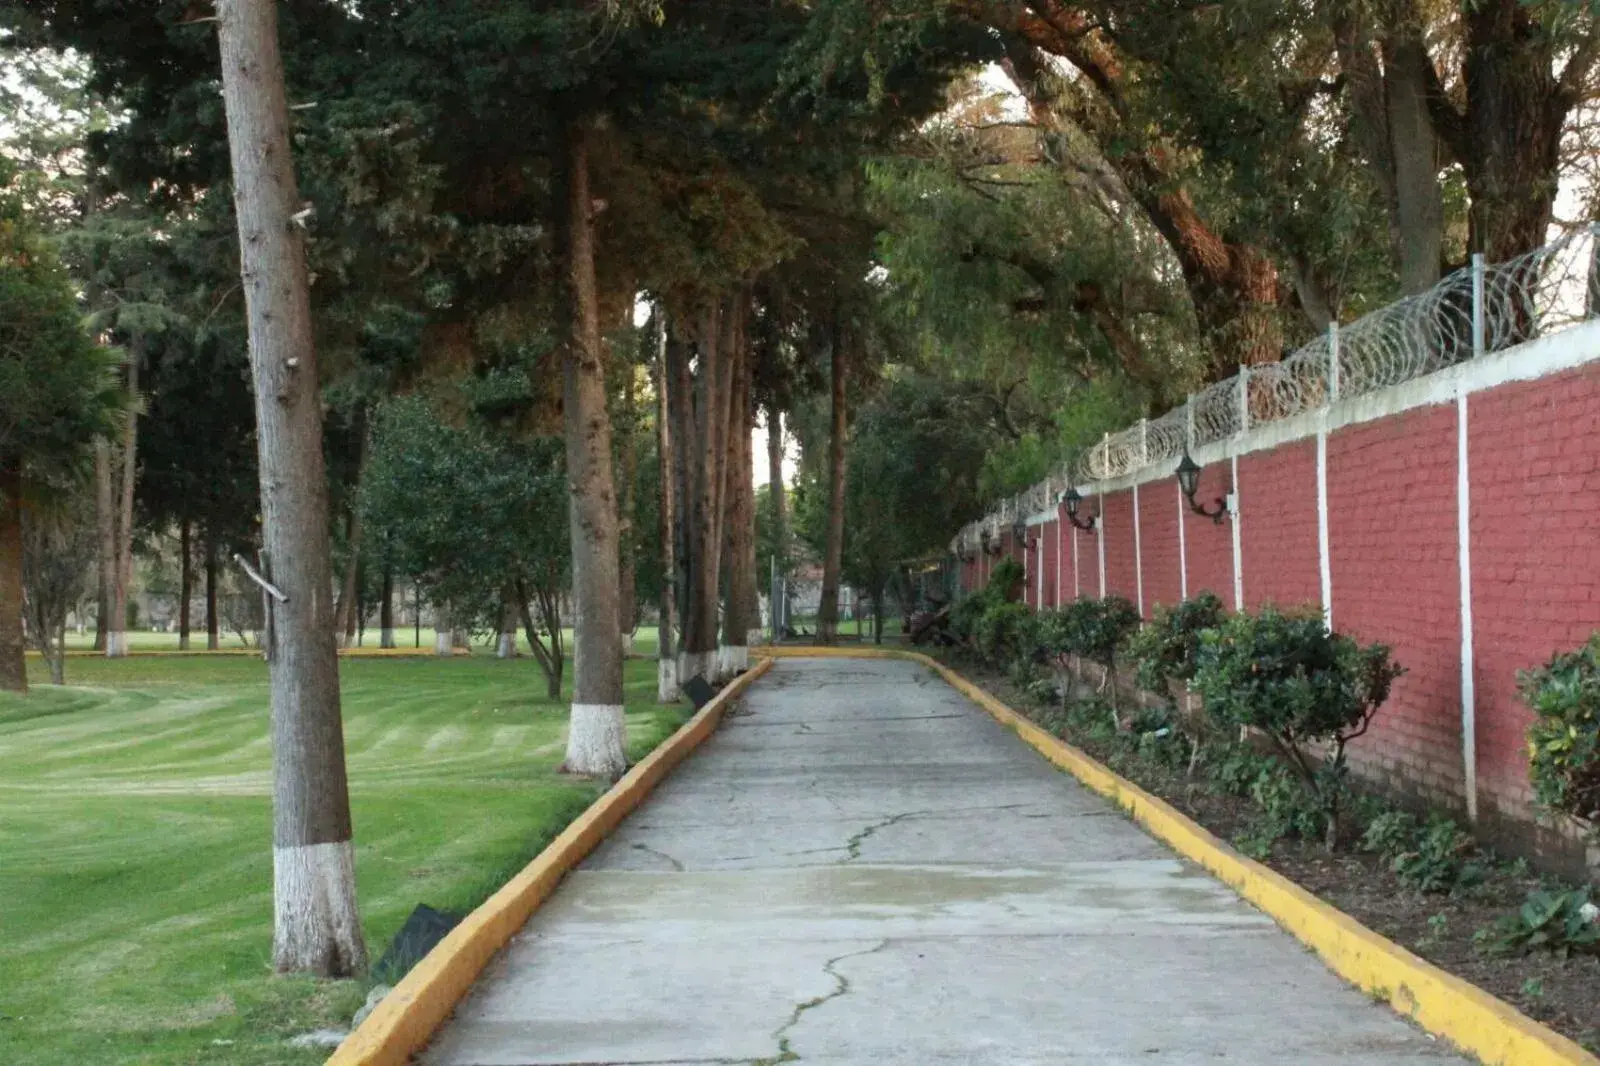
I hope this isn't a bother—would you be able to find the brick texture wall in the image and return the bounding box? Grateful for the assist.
[1239,441,1320,612]
[1102,490,1138,602]
[1139,479,1183,613]
[952,355,1600,861]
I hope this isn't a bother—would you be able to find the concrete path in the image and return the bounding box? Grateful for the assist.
[424,657,1467,1065]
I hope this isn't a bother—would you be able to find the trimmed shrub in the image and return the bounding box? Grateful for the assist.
[1124,592,1228,694]
[1193,605,1403,846]
[1040,595,1141,722]
[1518,633,1600,827]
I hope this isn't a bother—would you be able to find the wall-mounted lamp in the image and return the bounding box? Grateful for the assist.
[1059,486,1098,532]
[1176,452,1233,524]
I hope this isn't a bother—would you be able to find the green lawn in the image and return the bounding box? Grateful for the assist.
[56,626,664,658]
[0,654,686,1066]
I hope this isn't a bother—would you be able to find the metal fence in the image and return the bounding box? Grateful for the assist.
[952,225,1600,557]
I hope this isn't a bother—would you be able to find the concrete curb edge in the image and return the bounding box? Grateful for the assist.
[759,644,1597,1066]
[324,656,775,1066]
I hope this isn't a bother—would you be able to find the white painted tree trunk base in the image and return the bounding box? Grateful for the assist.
[105,631,129,658]
[496,632,516,658]
[679,650,716,686]
[272,840,366,976]
[620,632,634,657]
[563,703,628,779]
[656,658,679,703]
[434,631,452,657]
[722,645,749,677]
[745,628,764,648]
[380,628,396,649]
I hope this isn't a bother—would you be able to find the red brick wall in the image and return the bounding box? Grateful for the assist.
[1061,509,1088,602]
[1040,519,1060,607]
[1183,462,1235,605]
[1469,364,1600,823]
[1327,405,1464,807]
[950,354,1600,859]
[1239,441,1320,612]
[1139,479,1183,615]
[1101,490,1138,602]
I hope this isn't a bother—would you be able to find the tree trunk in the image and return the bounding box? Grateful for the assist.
[50,614,66,685]
[1383,34,1445,294]
[333,429,365,648]
[766,406,786,637]
[106,345,138,658]
[818,313,848,643]
[0,458,25,693]
[379,566,395,648]
[215,0,365,978]
[1458,0,1565,264]
[617,358,639,658]
[93,441,110,652]
[498,583,517,659]
[517,580,565,700]
[205,535,220,651]
[653,317,679,703]
[558,115,627,779]
[680,303,726,683]
[433,606,452,656]
[668,322,696,687]
[178,518,192,651]
[721,307,756,677]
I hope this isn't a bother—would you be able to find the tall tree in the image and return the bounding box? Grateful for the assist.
[0,164,121,693]
[214,0,364,976]
[817,309,849,641]
[559,115,628,777]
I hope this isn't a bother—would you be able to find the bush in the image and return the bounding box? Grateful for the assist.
[950,557,1025,648]
[974,600,1035,669]
[1124,592,1228,694]
[1478,888,1600,958]
[1039,595,1141,723]
[1518,633,1600,826]
[1363,810,1483,894]
[1194,605,1403,846]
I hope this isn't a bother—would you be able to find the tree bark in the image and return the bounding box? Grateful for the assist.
[653,317,679,702]
[94,441,110,651]
[106,344,139,658]
[333,428,366,648]
[517,579,565,700]
[617,359,638,656]
[818,312,847,642]
[558,115,627,778]
[681,303,727,682]
[205,535,220,651]
[379,565,395,648]
[498,582,518,659]
[1383,34,1445,293]
[721,306,756,677]
[766,405,786,637]
[215,0,364,978]
[1456,0,1566,263]
[0,458,25,693]
[178,517,192,651]
[668,322,695,683]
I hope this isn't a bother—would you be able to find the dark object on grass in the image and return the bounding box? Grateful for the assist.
[683,674,716,709]
[909,605,952,645]
[373,904,463,983]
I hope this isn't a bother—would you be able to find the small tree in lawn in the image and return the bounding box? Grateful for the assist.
[22,479,98,685]
[1193,605,1403,849]
[0,165,123,694]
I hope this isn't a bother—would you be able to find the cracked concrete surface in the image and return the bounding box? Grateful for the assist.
[421,657,1466,1066]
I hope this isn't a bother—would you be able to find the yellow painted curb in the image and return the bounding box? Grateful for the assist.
[763,645,1598,1066]
[325,657,775,1066]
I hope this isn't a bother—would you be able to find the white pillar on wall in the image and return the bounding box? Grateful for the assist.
[1177,481,1188,602]
[1230,453,1244,611]
[1457,253,1485,823]
[1072,517,1081,600]
[1132,480,1144,615]
[1317,428,1332,630]
[1097,494,1107,600]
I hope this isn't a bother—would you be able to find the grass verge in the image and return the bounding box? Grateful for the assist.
[0,654,685,1066]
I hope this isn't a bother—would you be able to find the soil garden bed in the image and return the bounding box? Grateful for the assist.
[939,654,1600,1055]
